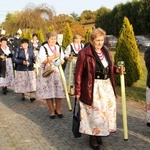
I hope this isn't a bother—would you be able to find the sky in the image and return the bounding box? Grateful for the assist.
[0,0,131,23]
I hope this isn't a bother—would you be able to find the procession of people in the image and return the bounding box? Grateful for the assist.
[0,30,83,117]
[0,27,149,150]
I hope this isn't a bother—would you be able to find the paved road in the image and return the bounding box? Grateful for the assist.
[0,88,150,150]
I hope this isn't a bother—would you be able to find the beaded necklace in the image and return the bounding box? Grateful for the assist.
[49,45,56,53]
[73,43,80,51]
[96,50,104,60]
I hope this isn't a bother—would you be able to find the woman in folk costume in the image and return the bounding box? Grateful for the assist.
[28,33,41,77]
[74,28,121,150]
[36,31,65,119]
[0,37,14,94]
[144,46,150,127]
[28,33,41,51]
[64,34,84,95]
[13,38,36,102]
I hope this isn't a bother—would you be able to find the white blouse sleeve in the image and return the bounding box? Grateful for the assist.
[55,45,65,63]
[38,46,47,64]
[64,44,71,57]
[81,43,84,49]
[60,47,65,63]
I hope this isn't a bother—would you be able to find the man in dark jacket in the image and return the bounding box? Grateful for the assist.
[13,32,21,52]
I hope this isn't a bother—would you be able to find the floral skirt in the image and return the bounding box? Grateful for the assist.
[64,57,77,86]
[0,58,14,87]
[79,78,117,136]
[36,66,66,99]
[146,87,150,123]
[14,71,36,93]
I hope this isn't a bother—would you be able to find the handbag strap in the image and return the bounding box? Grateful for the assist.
[73,97,78,115]
[42,46,50,69]
[43,45,62,58]
[43,46,49,57]
[43,45,62,67]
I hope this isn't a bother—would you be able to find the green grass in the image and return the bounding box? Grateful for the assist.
[110,50,146,104]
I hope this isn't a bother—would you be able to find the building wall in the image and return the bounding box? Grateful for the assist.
[83,22,95,32]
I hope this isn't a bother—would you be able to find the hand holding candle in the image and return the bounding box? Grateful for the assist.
[118,61,128,141]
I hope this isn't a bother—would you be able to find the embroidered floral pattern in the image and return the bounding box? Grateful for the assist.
[64,57,77,86]
[0,58,14,87]
[79,79,116,136]
[36,66,65,99]
[14,71,36,93]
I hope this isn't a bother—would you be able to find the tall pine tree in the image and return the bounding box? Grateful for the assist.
[62,23,73,51]
[37,29,44,43]
[21,30,27,39]
[48,25,55,32]
[84,29,91,44]
[114,16,142,86]
[26,29,32,40]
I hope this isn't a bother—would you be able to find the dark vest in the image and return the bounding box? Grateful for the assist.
[0,48,6,77]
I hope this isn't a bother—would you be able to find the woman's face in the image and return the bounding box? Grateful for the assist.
[74,36,81,44]
[33,36,37,41]
[21,42,28,50]
[1,40,7,48]
[91,35,104,51]
[48,36,57,46]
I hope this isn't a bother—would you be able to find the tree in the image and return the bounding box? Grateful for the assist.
[21,29,31,40]
[71,23,86,39]
[70,12,79,21]
[37,29,44,43]
[62,23,73,50]
[3,3,56,36]
[26,29,32,40]
[84,29,91,44]
[48,25,55,32]
[114,17,142,86]
[50,14,76,34]
[3,11,22,35]
[138,0,150,34]
[95,7,111,32]
[79,10,96,24]
[21,30,27,39]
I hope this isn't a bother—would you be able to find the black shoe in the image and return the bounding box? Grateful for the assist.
[3,91,7,95]
[6,87,9,92]
[55,110,63,118]
[146,122,150,127]
[89,136,100,150]
[30,98,36,102]
[96,136,103,145]
[2,87,7,95]
[49,115,55,119]
[22,97,25,101]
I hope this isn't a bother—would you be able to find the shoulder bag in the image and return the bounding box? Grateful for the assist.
[72,97,81,138]
[42,46,54,77]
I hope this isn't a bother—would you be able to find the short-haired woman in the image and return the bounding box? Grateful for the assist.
[13,38,36,102]
[64,34,84,95]
[36,31,66,119]
[74,28,121,150]
[0,37,14,94]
